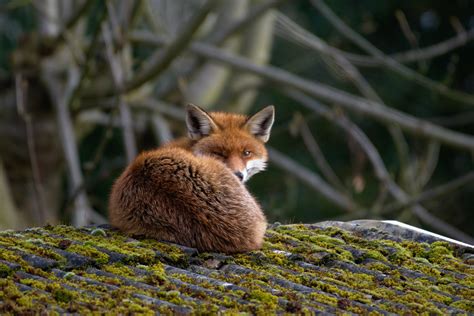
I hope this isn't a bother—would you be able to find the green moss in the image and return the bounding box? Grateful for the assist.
[0,224,472,314]
[52,288,74,303]
[248,289,278,307]
[451,299,474,311]
[67,244,109,264]
[19,278,48,290]
[0,263,12,277]
[44,225,156,264]
[363,249,387,261]
[425,242,454,264]
[16,295,34,308]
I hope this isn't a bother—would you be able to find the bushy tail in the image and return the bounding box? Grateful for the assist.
[109,148,267,253]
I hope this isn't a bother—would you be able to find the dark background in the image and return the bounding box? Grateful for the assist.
[0,0,472,240]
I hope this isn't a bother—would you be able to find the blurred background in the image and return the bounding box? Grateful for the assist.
[0,0,473,243]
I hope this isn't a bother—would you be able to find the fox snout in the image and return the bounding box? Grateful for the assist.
[226,156,267,183]
[226,155,248,182]
[234,171,244,181]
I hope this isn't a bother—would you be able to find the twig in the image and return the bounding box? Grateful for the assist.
[14,73,47,225]
[395,9,426,71]
[70,2,108,111]
[155,0,286,99]
[310,0,474,106]
[428,111,474,127]
[124,0,218,93]
[268,147,359,213]
[60,108,117,216]
[395,10,418,49]
[417,140,440,189]
[209,0,287,45]
[35,0,95,49]
[449,16,466,35]
[43,66,92,227]
[340,29,474,67]
[275,12,410,179]
[382,172,474,214]
[130,31,474,150]
[298,115,347,193]
[63,0,94,30]
[31,0,60,36]
[102,14,137,163]
[287,90,474,244]
[132,98,186,120]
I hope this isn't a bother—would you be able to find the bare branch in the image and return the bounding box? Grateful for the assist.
[130,31,474,150]
[340,29,474,67]
[69,3,108,111]
[268,147,359,213]
[132,99,186,121]
[14,73,46,225]
[275,12,410,176]
[102,16,137,163]
[154,0,286,100]
[395,10,419,49]
[394,9,426,72]
[383,172,474,215]
[59,108,116,222]
[416,141,440,189]
[43,66,92,227]
[209,0,287,45]
[124,0,218,93]
[310,0,474,106]
[62,0,94,33]
[429,111,474,127]
[287,90,474,244]
[298,115,347,193]
[449,16,467,35]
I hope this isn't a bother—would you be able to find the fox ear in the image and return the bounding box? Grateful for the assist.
[245,105,275,142]
[186,103,218,140]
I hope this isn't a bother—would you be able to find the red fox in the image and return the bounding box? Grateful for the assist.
[109,104,275,253]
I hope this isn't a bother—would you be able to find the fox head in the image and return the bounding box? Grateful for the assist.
[186,103,275,183]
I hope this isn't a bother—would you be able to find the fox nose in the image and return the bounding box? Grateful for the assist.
[234,172,244,181]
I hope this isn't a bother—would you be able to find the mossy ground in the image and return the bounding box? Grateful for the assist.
[0,224,472,314]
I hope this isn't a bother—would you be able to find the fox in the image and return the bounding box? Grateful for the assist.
[108,103,275,253]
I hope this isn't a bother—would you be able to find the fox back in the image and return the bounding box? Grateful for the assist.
[109,104,275,253]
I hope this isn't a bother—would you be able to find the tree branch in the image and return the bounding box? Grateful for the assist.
[336,29,474,67]
[275,12,410,180]
[298,115,348,193]
[123,0,218,93]
[102,14,137,163]
[15,73,47,225]
[42,66,92,227]
[310,0,474,106]
[209,0,287,45]
[130,31,474,150]
[383,172,474,214]
[287,90,474,244]
[268,147,359,213]
[155,0,286,100]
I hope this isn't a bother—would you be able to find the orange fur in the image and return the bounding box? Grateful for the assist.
[108,105,274,253]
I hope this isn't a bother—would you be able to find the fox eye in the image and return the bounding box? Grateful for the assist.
[243,150,252,157]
